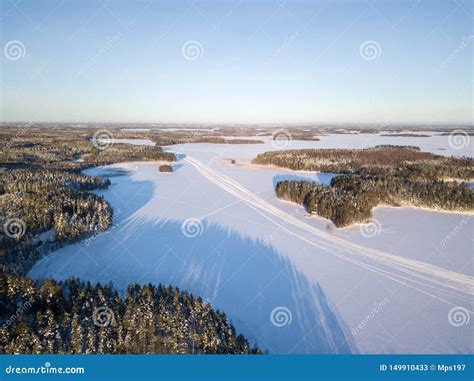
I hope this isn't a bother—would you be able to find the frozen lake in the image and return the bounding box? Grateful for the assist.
[30,132,474,354]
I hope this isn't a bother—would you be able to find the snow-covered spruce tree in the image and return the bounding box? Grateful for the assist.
[0,276,261,354]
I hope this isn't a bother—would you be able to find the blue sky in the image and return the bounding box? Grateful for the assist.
[1,0,472,124]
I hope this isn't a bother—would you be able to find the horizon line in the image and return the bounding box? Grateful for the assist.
[1,121,473,128]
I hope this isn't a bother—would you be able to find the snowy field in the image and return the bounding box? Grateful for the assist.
[30,133,473,354]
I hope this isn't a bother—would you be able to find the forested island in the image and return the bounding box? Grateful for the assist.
[159,164,173,173]
[0,126,259,354]
[379,133,430,137]
[253,145,473,180]
[254,146,474,227]
[276,175,473,227]
[273,133,320,142]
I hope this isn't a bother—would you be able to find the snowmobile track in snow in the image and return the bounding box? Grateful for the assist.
[185,156,474,311]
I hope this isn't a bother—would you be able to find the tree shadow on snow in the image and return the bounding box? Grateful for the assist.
[54,214,358,354]
[31,167,356,354]
[171,163,184,172]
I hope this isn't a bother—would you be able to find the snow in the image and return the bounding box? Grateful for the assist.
[120,128,151,132]
[110,138,155,146]
[29,132,473,354]
[161,128,219,132]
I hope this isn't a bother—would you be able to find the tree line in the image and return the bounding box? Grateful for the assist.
[276,175,473,227]
[1,168,113,276]
[253,145,473,180]
[0,276,260,354]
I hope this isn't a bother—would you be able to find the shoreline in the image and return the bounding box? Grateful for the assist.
[232,160,474,183]
[222,158,328,175]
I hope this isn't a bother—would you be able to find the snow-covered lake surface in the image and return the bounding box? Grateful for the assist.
[109,138,156,146]
[120,128,151,132]
[30,132,473,354]
[161,128,219,132]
